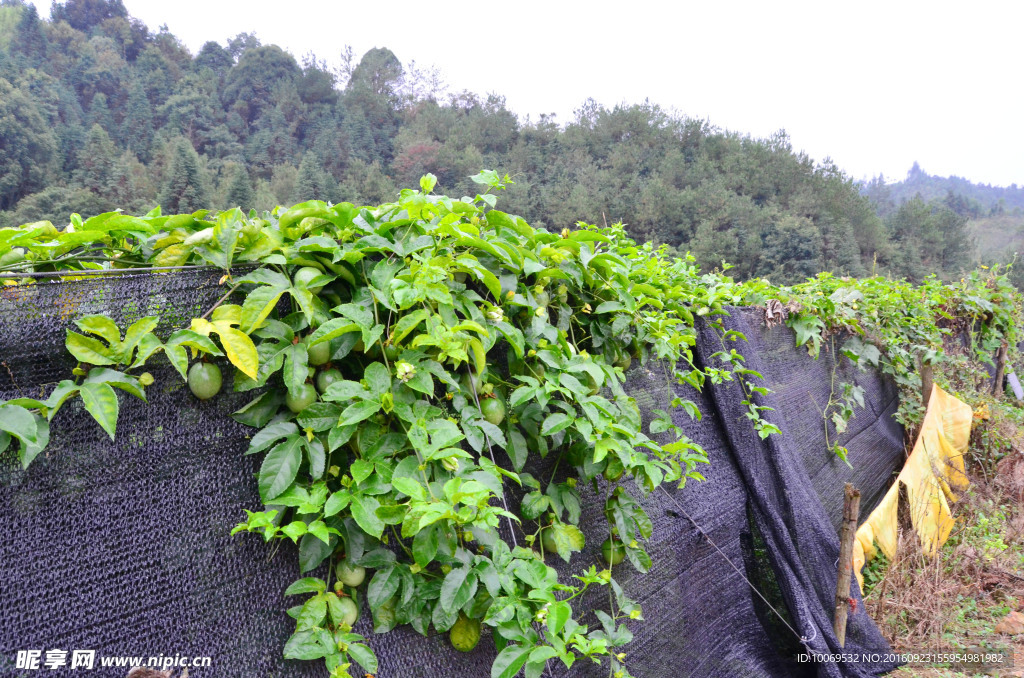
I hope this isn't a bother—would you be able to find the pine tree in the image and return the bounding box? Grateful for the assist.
[224,164,254,210]
[292,152,332,203]
[120,79,154,162]
[88,93,115,137]
[74,124,118,200]
[11,4,49,66]
[159,139,210,213]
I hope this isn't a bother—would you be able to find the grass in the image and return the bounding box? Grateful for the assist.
[864,403,1024,677]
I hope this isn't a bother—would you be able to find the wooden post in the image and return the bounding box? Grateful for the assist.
[992,342,1008,397]
[834,483,861,647]
[920,362,934,412]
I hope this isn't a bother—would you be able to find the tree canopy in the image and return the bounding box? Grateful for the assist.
[0,0,993,284]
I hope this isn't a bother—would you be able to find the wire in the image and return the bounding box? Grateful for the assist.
[657,485,817,649]
[0,264,218,279]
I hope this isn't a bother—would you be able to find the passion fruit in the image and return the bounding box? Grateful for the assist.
[316,368,343,394]
[336,595,359,627]
[293,266,325,294]
[335,559,366,587]
[187,362,222,400]
[541,528,558,555]
[449,613,481,652]
[285,383,318,413]
[601,537,626,565]
[480,398,506,426]
[306,339,330,366]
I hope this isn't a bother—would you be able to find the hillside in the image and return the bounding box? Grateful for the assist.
[0,0,977,285]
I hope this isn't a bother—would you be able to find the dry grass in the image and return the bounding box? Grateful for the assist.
[865,423,1024,677]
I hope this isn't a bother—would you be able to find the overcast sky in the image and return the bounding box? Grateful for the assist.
[37,0,1024,187]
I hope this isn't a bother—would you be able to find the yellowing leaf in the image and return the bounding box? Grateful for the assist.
[214,325,259,379]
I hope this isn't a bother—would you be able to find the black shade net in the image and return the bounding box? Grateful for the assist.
[1,274,904,677]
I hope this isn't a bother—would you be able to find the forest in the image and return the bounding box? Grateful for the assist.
[0,0,1000,286]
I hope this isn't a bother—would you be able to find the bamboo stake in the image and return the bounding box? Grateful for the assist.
[834,483,861,647]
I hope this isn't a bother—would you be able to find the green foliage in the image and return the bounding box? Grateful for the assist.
[0,172,1019,677]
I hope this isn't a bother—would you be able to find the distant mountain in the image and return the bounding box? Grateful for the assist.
[861,163,1024,218]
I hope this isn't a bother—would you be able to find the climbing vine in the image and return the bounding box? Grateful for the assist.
[0,171,1018,678]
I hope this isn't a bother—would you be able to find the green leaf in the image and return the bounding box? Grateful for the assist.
[78,382,119,439]
[350,494,384,538]
[283,630,327,661]
[232,391,285,428]
[282,520,308,542]
[323,490,351,517]
[0,404,38,446]
[491,644,533,678]
[297,402,342,432]
[246,422,299,455]
[347,644,378,674]
[547,601,571,636]
[307,317,361,347]
[391,309,430,346]
[307,520,331,544]
[83,368,145,400]
[240,284,288,333]
[506,429,528,472]
[338,400,381,426]
[65,332,116,366]
[75,315,121,344]
[364,362,391,397]
[284,578,327,596]
[283,342,309,397]
[412,523,439,566]
[119,316,159,362]
[367,564,401,608]
[350,459,375,484]
[440,566,478,613]
[258,437,303,502]
[540,412,572,436]
[509,386,536,409]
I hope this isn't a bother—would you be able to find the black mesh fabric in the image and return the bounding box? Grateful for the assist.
[0,275,902,677]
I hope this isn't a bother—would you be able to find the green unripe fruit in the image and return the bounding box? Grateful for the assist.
[307,339,330,366]
[481,398,506,426]
[335,560,366,587]
[285,383,317,413]
[541,528,558,555]
[317,368,343,394]
[450,613,481,652]
[293,266,325,293]
[336,596,359,627]
[601,538,626,565]
[615,354,632,371]
[187,362,222,400]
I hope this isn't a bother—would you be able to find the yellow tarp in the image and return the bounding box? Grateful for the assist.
[853,384,972,590]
